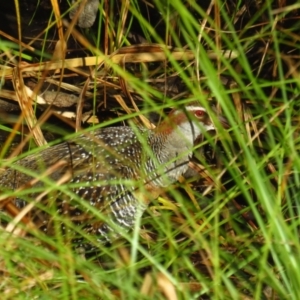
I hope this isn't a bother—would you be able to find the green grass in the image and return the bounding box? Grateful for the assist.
[1,0,300,299]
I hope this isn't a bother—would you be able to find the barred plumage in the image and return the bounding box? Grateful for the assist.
[0,104,220,246]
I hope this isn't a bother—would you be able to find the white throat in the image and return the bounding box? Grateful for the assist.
[176,119,214,146]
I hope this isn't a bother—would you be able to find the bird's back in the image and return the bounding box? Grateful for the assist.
[0,103,218,246]
[0,126,158,244]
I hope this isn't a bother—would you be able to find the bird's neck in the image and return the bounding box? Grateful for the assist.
[150,117,200,186]
[154,115,200,150]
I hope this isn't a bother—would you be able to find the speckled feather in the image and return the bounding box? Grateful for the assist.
[0,105,216,246]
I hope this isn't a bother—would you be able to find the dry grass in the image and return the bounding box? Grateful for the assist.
[0,0,300,299]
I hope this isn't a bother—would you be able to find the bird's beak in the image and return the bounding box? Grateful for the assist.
[202,113,229,132]
[217,114,230,129]
[210,106,230,129]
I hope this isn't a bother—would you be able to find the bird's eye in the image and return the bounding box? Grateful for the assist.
[194,110,205,118]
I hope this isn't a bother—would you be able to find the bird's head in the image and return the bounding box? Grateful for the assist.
[156,102,227,145]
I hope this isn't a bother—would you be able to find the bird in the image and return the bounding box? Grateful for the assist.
[0,103,224,247]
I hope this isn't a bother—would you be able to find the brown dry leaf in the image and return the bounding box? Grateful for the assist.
[157,272,178,300]
[4,270,54,296]
[140,272,153,296]
[12,67,47,147]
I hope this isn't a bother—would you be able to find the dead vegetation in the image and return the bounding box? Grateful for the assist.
[0,0,300,298]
